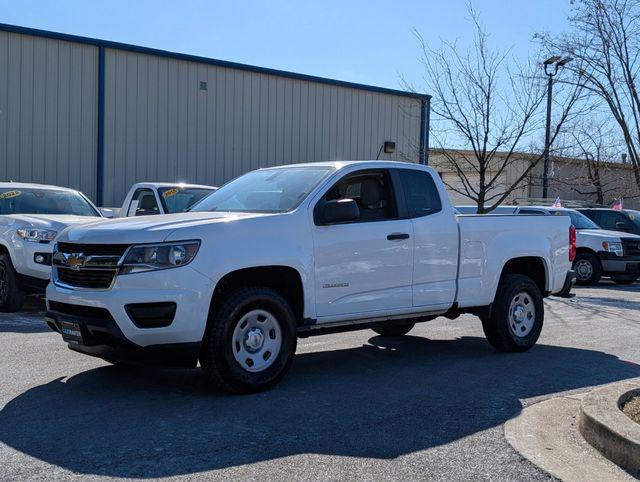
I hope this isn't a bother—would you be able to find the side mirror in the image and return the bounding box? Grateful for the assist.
[615,221,631,231]
[320,199,360,224]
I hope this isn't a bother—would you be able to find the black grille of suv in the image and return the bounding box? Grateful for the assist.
[53,243,129,289]
[57,242,129,257]
[56,268,117,289]
[622,238,640,256]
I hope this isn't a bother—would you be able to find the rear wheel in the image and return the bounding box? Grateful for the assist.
[481,274,543,352]
[573,253,602,285]
[200,287,297,394]
[372,322,415,337]
[610,275,638,285]
[0,254,25,312]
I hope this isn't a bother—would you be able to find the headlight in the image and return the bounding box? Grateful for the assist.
[602,241,623,256]
[16,228,57,243]
[120,241,200,274]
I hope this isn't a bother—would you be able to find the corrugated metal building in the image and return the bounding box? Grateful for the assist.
[0,24,430,206]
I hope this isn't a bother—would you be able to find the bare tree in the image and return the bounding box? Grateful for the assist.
[552,118,629,204]
[540,0,640,189]
[409,5,582,213]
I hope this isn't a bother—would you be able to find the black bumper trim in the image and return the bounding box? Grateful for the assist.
[17,274,49,294]
[45,307,199,368]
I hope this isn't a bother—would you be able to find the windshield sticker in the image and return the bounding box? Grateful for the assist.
[162,188,179,198]
[0,190,21,199]
[553,211,562,215]
[630,213,635,221]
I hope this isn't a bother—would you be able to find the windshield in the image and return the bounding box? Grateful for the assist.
[0,188,98,216]
[549,209,600,230]
[158,187,216,214]
[191,167,334,213]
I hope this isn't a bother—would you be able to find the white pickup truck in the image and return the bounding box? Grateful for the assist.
[46,161,573,393]
[0,183,102,311]
[113,182,217,218]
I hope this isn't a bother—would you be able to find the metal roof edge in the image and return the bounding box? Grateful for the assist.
[0,22,430,101]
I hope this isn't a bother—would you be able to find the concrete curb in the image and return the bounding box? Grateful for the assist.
[579,381,640,477]
[505,394,634,481]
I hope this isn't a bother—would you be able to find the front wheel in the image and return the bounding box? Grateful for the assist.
[0,254,25,312]
[573,253,602,285]
[610,275,638,285]
[481,274,543,352]
[200,287,297,394]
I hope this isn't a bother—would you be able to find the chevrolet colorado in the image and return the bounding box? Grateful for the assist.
[46,161,573,393]
[0,183,102,311]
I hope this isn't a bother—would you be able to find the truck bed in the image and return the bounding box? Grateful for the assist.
[455,214,571,307]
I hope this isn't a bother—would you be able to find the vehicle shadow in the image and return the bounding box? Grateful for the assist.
[0,335,638,478]
[0,297,49,333]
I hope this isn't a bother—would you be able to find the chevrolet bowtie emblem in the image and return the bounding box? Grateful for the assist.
[66,253,86,271]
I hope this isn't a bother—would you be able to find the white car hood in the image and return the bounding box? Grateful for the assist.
[578,228,640,240]
[59,211,272,245]
[2,214,101,231]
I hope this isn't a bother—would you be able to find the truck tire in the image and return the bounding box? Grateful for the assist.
[610,275,638,285]
[372,322,415,337]
[200,287,297,394]
[481,274,543,353]
[0,254,25,312]
[573,253,602,285]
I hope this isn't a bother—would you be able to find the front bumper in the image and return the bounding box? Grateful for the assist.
[11,240,53,282]
[598,252,640,275]
[46,265,215,364]
[44,304,200,368]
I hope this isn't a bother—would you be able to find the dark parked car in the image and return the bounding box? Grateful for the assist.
[578,208,640,236]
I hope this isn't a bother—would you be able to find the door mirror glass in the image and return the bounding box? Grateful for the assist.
[321,199,360,224]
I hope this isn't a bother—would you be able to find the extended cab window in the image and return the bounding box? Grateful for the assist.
[321,170,397,222]
[397,169,441,218]
[129,188,160,216]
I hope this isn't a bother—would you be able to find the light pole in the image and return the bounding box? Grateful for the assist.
[542,56,571,199]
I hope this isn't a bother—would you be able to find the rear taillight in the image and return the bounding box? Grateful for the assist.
[569,225,576,262]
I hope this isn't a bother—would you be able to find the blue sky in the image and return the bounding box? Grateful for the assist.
[0,0,570,94]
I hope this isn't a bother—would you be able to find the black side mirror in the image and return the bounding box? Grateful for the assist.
[320,199,360,224]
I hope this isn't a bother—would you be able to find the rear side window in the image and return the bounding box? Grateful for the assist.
[397,169,442,218]
[128,188,160,216]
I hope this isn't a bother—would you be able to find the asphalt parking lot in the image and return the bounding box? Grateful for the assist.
[1,283,640,480]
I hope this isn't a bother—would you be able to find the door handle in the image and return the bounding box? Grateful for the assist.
[387,232,410,241]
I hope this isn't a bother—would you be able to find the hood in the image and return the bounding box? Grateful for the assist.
[2,214,102,232]
[60,211,272,245]
[577,228,640,240]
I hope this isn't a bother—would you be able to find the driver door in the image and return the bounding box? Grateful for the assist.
[311,168,414,319]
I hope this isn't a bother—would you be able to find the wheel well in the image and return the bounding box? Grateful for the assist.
[500,257,546,294]
[0,244,8,256]
[576,247,597,257]
[210,266,304,323]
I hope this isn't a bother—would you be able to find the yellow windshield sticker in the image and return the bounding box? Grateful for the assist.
[162,188,179,198]
[630,213,635,221]
[0,190,21,199]
[553,211,562,215]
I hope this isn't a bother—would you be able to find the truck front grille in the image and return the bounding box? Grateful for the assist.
[57,242,129,257]
[53,242,129,289]
[56,267,117,289]
[622,238,640,256]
